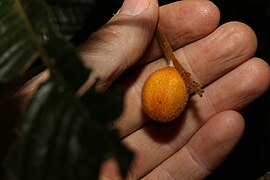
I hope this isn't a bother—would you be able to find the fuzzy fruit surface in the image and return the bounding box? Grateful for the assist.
[142,67,189,122]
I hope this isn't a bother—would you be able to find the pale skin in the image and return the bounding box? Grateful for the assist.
[10,0,270,179]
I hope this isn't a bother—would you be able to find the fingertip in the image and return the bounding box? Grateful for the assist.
[116,0,159,21]
[238,58,270,100]
[160,0,221,37]
[214,110,245,144]
[220,21,258,58]
[188,110,245,171]
[142,0,221,64]
[250,58,270,93]
[191,0,221,30]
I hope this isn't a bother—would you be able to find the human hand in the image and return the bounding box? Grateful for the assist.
[10,0,270,179]
[77,0,270,179]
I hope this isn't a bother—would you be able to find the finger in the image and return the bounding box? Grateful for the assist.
[140,0,220,64]
[14,0,220,109]
[99,111,244,179]
[175,21,258,86]
[122,58,270,179]
[99,158,122,180]
[113,22,258,137]
[142,110,245,179]
[78,0,220,92]
[78,0,159,91]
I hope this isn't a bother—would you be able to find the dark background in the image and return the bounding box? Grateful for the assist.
[77,0,270,179]
[207,1,270,179]
[0,0,268,179]
[205,1,270,179]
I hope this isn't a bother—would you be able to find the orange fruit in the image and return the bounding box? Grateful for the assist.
[141,66,189,122]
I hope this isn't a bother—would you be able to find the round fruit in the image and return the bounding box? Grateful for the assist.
[141,66,189,122]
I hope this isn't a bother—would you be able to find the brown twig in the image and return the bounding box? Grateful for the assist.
[155,23,204,97]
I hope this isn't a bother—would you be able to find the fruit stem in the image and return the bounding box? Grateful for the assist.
[155,23,204,97]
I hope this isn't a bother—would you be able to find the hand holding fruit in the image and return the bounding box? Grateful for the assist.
[79,0,269,179]
[13,0,270,179]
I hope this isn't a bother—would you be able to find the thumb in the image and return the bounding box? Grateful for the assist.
[78,0,159,92]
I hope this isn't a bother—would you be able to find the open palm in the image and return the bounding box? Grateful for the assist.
[78,0,270,179]
[16,0,269,179]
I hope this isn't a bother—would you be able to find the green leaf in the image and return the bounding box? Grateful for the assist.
[13,0,90,91]
[1,0,133,179]
[0,0,91,85]
[45,0,96,39]
[0,0,39,82]
[82,81,124,125]
[7,76,133,180]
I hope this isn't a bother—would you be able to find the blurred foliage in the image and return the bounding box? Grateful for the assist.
[0,0,269,179]
[45,0,96,39]
[0,0,133,179]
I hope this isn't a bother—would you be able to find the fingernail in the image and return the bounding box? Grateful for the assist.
[119,0,150,15]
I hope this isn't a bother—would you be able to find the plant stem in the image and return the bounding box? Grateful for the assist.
[155,23,204,97]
